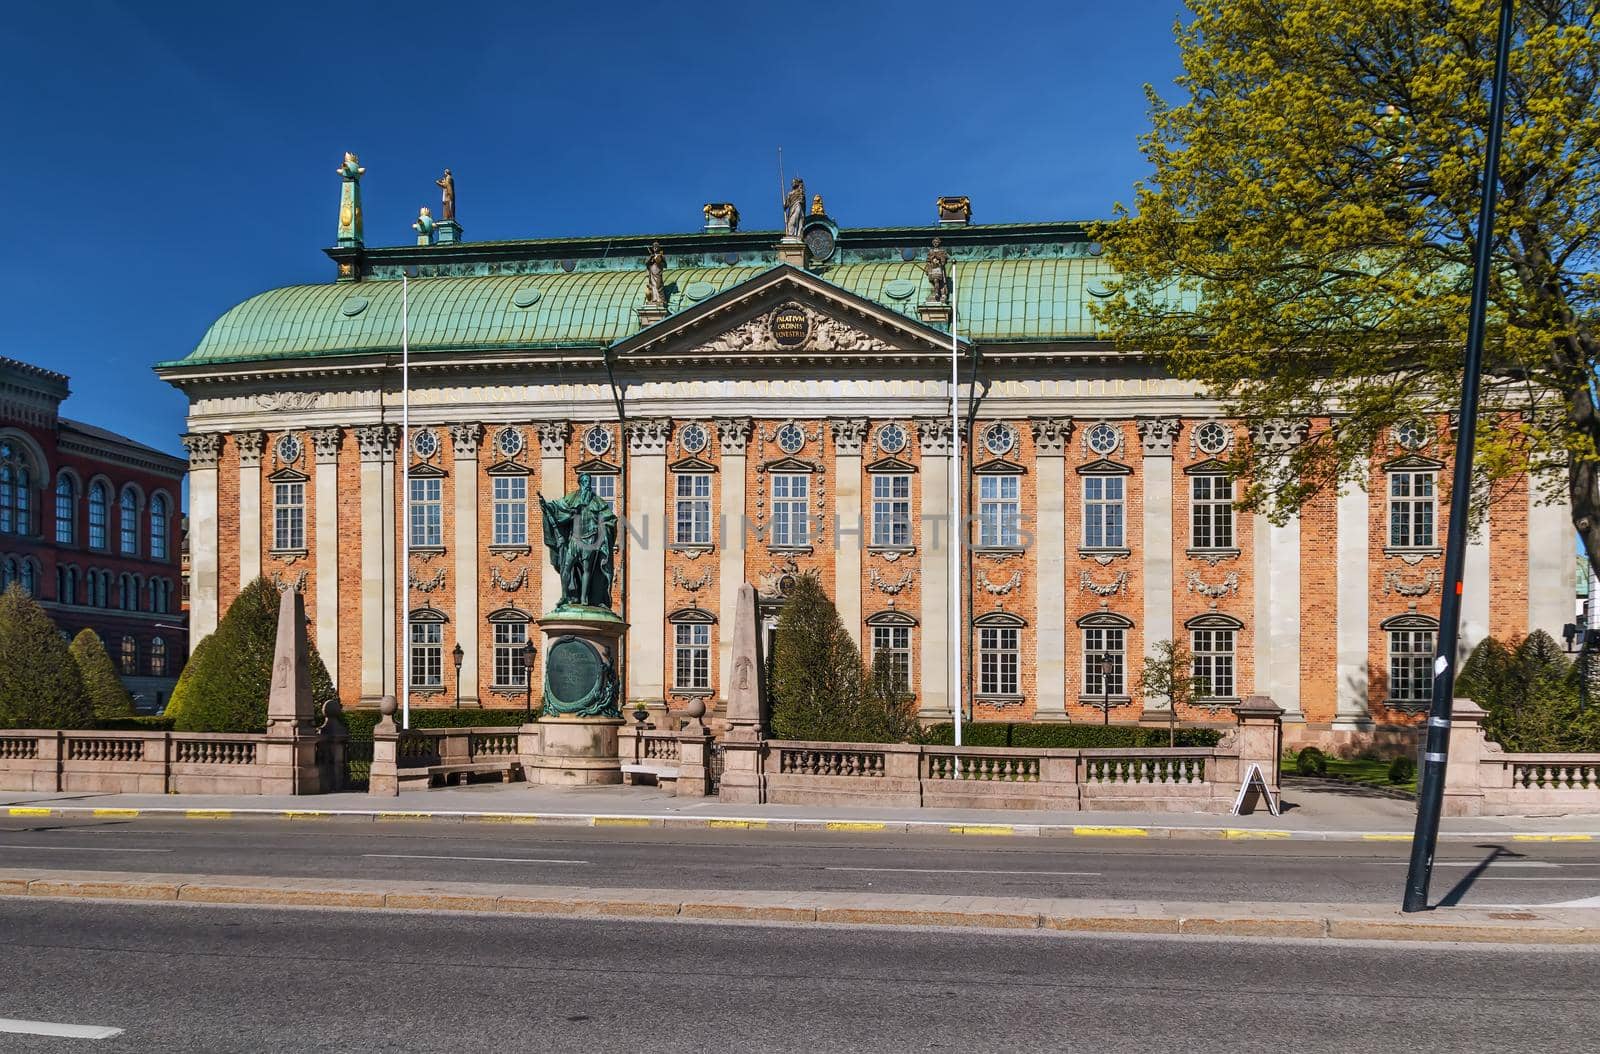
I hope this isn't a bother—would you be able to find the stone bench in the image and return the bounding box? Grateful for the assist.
[398,759,522,790]
[621,762,679,790]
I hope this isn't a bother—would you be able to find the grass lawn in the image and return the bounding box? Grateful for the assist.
[1281,755,1417,795]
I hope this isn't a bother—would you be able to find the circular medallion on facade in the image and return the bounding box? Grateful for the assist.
[776,421,806,454]
[901,247,917,263]
[983,422,1017,456]
[804,225,837,262]
[1085,280,1113,298]
[511,286,543,308]
[1195,421,1229,455]
[545,636,605,710]
[1394,421,1429,450]
[1086,422,1120,456]
[584,425,612,456]
[275,433,304,464]
[496,427,525,459]
[884,278,918,300]
[339,296,369,317]
[413,429,439,460]
[877,422,907,454]
[679,422,709,454]
[770,304,810,346]
[561,259,577,273]
[684,281,717,302]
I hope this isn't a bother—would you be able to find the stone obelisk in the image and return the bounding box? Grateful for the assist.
[718,582,767,803]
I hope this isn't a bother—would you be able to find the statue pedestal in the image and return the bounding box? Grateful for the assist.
[637,304,668,328]
[530,715,624,785]
[435,219,463,244]
[776,238,806,268]
[918,301,952,325]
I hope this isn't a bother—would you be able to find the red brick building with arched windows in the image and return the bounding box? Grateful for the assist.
[0,357,188,710]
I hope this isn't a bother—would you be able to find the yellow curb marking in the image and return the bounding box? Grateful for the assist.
[594,817,653,828]
[1362,834,1412,842]
[825,822,886,832]
[469,815,545,824]
[1514,833,1594,843]
[282,811,333,820]
[1072,826,1149,838]
[185,810,233,819]
[707,819,766,830]
[1223,829,1290,840]
[950,825,1015,836]
[374,813,434,822]
[6,807,52,817]
[91,809,141,818]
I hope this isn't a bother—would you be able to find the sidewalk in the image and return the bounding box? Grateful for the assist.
[3,866,1597,944]
[4,780,1597,841]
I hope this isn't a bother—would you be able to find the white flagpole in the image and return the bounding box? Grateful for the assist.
[949,275,962,750]
[401,273,412,731]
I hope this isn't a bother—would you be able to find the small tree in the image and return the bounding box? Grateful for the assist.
[1457,636,1517,711]
[861,647,920,744]
[1138,639,1198,747]
[0,585,93,729]
[69,629,135,721]
[167,577,335,733]
[768,574,864,742]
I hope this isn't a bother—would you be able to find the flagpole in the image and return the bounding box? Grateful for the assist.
[401,273,412,731]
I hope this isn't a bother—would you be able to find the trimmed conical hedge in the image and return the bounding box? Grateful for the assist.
[0,584,93,729]
[168,577,336,733]
[769,574,870,741]
[69,628,135,721]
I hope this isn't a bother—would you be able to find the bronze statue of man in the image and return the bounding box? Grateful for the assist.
[783,176,806,240]
[538,473,619,609]
[644,242,666,306]
[435,168,456,221]
[924,237,951,304]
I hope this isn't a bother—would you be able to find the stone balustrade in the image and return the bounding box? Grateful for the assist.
[0,728,344,795]
[1443,699,1600,816]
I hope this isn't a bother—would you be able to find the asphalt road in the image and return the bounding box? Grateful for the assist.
[1,816,1597,907]
[0,899,1594,1053]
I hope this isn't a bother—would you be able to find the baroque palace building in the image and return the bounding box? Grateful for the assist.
[156,168,1573,744]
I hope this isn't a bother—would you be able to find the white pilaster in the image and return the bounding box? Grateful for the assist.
[1249,419,1308,719]
[236,431,264,586]
[1031,418,1073,720]
[716,418,751,701]
[1137,417,1180,713]
[180,434,223,646]
[451,424,482,706]
[312,428,342,683]
[1528,473,1574,640]
[1334,468,1371,726]
[832,419,868,645]
[625,419,671,705]
[536,422,569,616]
[1461,513,1491,661]
[916,418,953,721]
[356,424,398,702]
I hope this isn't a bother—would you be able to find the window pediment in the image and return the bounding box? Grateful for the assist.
[1384,454,1444,472]
[668,606,717,624]
[866,456,916,474]
[574,457,618,475]
[486,460,531,476]
[1183,458,1233,476]
[487,607,531,624]
[267,467,308,484]
[1186,612,1244,630]
[408,463,447,479]
[1076,458,1132,476]
[974,459,1026,476]
[1077,610,1134,629]
[865,609,918,627]
[1380,612,1439,631]
[759,456,818,474]
[670,455,717,473]
[973,610,1027,628]
[409,607,448,623]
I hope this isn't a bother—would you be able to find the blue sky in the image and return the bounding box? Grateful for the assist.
[0,0,1187,464]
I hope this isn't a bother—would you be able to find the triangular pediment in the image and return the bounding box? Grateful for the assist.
[574,457,618,475]
[866,455,917,474]
[610,264,966,363]
[669,455,717,473]
[1076,458,1132,476]
[486,459,530,476]
[1385,453,1445,472]
[758,456,819,473]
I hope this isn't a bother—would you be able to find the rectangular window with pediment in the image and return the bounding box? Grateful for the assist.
[872,474,911,547]
[674,623,711,691]
[675,474,712,546]
[872,625,912,693]
[410,620,443,689]
[1389,629,1434,703]
[772,474,809,547]
[1083,628,1126,696]
[493,476,527,546]
[1083,476,1125,549]
[273,481,305,551]
[492,621,528,689]
[1389,470,1436,548]
[978,475,1020,547]
[1191,629,1235,698]
[410,478,442,548]
[592,474,617,513]
[979,627,1019,696]
[1191,475,1234,550]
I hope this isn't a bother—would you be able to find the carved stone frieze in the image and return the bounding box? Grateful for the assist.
[537,421,569,457]
[869,565,917,596]
[1248,418,1310,453]
[408,568,447,593]
[182,432,223,469]
[978,569,1021,595]
[830,418,870,456]
[1136,416,1181,456]
[1030,417,1075,456]
[1384,568,1440,597]
[272,570,308,594]
[715,417,753,455]
[355,424,399,462]
[626,418,673,456]
[1079,570,1129,597]
[312,427,344,464]
[491,566,528,592]
[1185,570,1240,598]
[672,566,712,592]
[235,430,266,468]
[255,392,321,412]
[449,422,482,459]
[692,305,896,354]
[915,417,954,455]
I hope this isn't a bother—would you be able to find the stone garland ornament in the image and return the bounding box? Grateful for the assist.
[491,566,528,592]
[672,566,713,592]
[408,568,447,594]
[978,569,1022,595]
[1384,568,1440,597]
[1079,570,1129,597]
[869,565,917,596]
[271,570,309,594]
[1185,570,1240,598]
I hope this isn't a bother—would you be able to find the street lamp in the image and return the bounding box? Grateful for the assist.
[451,643,464,709]
[522,638,538,722]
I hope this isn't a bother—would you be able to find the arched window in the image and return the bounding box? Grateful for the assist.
[20,560,35,597]
[55,474,75,545]
[0,441,32,536]
[149,495,169,560]
[119,636,138,676]
[149,637,167,677]
[88,483,109,550]
[119,488,139,556]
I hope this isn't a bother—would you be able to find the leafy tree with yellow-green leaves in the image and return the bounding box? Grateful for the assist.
[1095,1,1600,570]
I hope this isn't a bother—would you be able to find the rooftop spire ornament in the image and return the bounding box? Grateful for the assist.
[335,152,365,248]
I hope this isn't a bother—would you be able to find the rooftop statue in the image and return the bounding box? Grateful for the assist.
[924,237,951,304]
[539,472,619,610]
[644,241,666,307]
[435,168,456,221]
[413,206,434,236]
[811,193,826,216]
[782,177,806,240]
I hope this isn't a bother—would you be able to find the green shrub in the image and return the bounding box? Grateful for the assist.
[69,629,135,721]
[1458,631,1600,752]
[1388,755,1417,784]
[0,585,94,729]
[168,578,336,733]
[1457,637,1517,710]
[769,575,874,741]
[94,716,175,732]
[339,707,529,743]
[919,723,1223,749]
[1295,746,1328,776]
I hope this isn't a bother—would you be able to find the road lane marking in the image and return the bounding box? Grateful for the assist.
[363,853,590,865]
[0,1018,123,1040]
[593,818,652,828]
[824,866,1100,877]
[0,844,171,853]
[1468,876,1600,882]
[1429,861,1560,869]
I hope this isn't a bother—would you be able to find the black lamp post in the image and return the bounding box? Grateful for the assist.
[451,643,464,709]
[522,638,538,722]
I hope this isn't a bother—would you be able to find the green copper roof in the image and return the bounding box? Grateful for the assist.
[169,255,1120,368]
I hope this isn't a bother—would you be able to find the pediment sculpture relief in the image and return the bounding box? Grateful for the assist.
[691,304,897,354]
